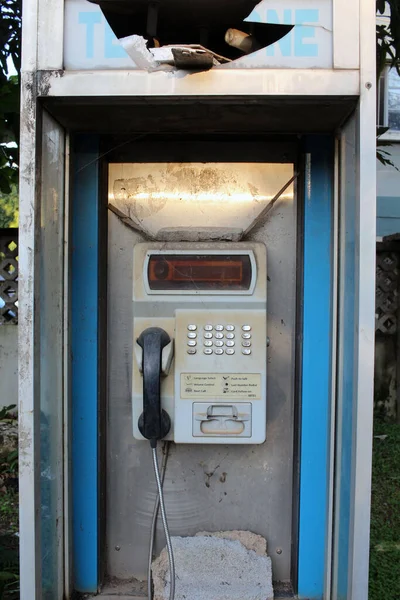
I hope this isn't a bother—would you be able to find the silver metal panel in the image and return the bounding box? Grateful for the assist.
[331,113,357,600]
[106,166,296,582]
[39,111,66,599]
[19,2,41,594]
[333,0,359,69]
[348,0,376,596]
[37,0,64,69]
[38,68,360,99]
[18,69,42,600]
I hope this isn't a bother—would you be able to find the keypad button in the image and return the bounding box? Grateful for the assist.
[226,340,235,347]
[214,325,224,331]
[203,348,213,355]
[226,325,235,331]
[226,348,235,355]
[242,333,252,340]
[214,340,224,347]
[242,341,251,348]
[204,340,213,347]
[187,340,197,347]
[226,333,235,340]
[204,332,213,339]
[242,325,252,331]
[214,332,224,340]
[187,332,197,339]
[215,348,224,355]
[188,324,197,331]
[187,348,197,355]
[204,324,213,331]
[242,348,252,355]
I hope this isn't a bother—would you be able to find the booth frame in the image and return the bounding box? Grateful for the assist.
[18,1,376,599]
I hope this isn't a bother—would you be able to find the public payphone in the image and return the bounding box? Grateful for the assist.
[133,242,267,444]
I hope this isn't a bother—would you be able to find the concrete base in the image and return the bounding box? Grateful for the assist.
[91,597,145,599]
[152,532,273,600]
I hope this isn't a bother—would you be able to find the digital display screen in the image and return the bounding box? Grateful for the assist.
[148,254,252,291]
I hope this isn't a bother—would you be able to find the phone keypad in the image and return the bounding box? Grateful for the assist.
[184,324,253,355]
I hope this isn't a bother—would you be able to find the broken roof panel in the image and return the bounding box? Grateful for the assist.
[88,0,293,61]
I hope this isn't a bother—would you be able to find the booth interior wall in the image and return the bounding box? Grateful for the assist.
[106,156,297,583]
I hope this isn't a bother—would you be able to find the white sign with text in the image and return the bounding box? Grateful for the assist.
[64,0,333,70]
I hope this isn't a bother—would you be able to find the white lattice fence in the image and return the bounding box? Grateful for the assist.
[376,251,399,335]
[0,229,18,325]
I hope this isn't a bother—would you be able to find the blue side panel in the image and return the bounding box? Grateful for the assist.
[298,137,333,599]
[72,136,100,593]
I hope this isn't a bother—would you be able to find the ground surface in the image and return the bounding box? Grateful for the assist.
[0,416,399,599]
[369,421,400,600]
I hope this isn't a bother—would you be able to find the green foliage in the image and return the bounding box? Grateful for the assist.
[0,403,18,600]
[0,1,21,195]
[0,533,19,599]
[377,0,400,77]
[369,422,400,600]
[0,185,18,227]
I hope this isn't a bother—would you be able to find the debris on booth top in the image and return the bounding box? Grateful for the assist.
[87,0,294,71]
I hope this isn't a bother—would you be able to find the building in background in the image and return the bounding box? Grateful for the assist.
[377,68,400,238]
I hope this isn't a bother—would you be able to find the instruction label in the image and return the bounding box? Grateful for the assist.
[181,373,261,400]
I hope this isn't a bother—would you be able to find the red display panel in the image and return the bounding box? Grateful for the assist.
[148,254,252,291]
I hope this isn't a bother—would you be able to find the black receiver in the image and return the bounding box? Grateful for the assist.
[137,327,171,447]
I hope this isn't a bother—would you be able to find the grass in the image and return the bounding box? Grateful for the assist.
[0,488,18,537]
[0,406,19,600]
[369,421,400,600]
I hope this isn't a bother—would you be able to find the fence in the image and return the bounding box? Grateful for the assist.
[0,228,19,325]
[375,238,400,422]
[0,229,18,409]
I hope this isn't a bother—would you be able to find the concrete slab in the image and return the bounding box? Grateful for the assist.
[152,535,273,600]
[91,596,146,600]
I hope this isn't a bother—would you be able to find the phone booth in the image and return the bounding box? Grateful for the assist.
[18,1,376,599]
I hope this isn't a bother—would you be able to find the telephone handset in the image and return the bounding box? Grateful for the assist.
[137,327,172,447]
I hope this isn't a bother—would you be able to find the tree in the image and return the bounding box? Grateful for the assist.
[377,0,400,77]
[0,1,21,195]
[0,184,18,227]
